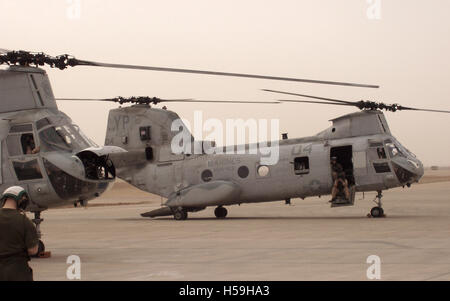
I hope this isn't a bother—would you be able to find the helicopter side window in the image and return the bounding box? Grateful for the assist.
[257,165,270,177]
[293,157,310,175]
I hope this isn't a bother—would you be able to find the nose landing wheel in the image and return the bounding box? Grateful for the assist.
[214,206,228,219]
[368,191,386,218]
[370,206,384,218]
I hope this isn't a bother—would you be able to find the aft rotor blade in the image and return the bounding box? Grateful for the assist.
[262,89,355,105]
[279,99,354,107]
[56,97,280,105]
[75,59,379,88]
[159,99,280,104]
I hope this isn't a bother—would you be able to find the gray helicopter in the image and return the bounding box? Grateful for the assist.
[52,59,448,221]
[0,50,128,254]
[95,94,437,221]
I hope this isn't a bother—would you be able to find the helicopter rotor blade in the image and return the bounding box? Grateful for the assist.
[56,98,194,102]
[75,59,379,88]
[278,99,354,107]
[262,89,355,105]
[0,48,11,54]
[56,97,280,105]
[271,89,450,113]
[396,106,450,114]
[0,50,380,88]
[158,99,280,104]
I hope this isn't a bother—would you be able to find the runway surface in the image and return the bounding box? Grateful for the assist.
[29,170,450,281]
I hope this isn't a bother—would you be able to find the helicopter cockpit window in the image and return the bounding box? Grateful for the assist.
[36,118,51,130]
[20,133,40,154]
[39,124,95,153]
[376,147,387,159]
[392,138,416,158]
[7,133,39,156]
[385,142,405,158]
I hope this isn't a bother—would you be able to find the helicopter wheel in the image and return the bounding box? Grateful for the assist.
[214,206,228,219]
[370,206,384,218]
[369,190,385,218]
[173,209,188,221]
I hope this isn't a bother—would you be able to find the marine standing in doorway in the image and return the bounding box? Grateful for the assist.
[330,157,350,202]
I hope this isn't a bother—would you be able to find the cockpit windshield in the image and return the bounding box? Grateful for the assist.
[394,138,416,158]
[39,124,97,153]
[385,140,406,158]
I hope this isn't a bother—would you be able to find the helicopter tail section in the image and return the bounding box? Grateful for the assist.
[104,105,193,197]
[104,105,191,164]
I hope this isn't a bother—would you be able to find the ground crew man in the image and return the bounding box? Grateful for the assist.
[0,186,39,281]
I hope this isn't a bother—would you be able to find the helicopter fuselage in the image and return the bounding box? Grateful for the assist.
[105,105,424,217]
[0,66,124,211]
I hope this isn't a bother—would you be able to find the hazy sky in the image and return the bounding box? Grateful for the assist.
[1,0,449,166]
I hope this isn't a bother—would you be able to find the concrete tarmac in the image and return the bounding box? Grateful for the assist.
[29,172,450,281]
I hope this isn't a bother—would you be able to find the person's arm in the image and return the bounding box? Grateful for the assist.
[24,216,39,256]
[28,244,39,256]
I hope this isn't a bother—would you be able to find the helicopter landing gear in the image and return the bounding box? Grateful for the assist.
[214,206,228,219]
[31,211,51,258]
[173,208,188,221]
[369,191,386,218]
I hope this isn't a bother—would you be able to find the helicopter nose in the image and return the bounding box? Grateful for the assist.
[406,156,424,182]
[414,158,425,180]
[391,155,424,185]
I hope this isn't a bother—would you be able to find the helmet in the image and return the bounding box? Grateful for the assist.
[1,186,29,210]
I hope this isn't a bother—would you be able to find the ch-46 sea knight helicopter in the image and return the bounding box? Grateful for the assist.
[54,62,448,222]
[79,92,448,221]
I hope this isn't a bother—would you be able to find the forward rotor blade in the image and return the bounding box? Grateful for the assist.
[262,89,355,105]
[397,106,450,114]
[0,50,380,88]
[56,98,194,102]
[75,59,379,88]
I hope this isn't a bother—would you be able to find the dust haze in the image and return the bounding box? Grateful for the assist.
[1,0,449,166]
